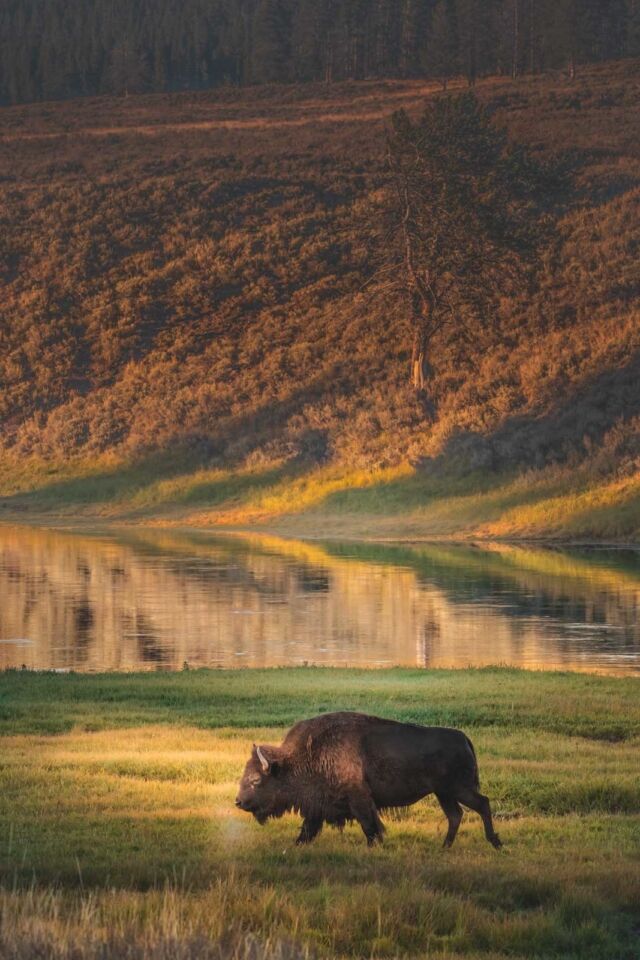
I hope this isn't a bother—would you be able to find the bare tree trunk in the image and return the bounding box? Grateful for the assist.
[467,0,478,86]
[409,297,435,397]
[395,168,436,407]
[400,0,414,76]
[324,19,334,84]
[411,329,427,391]
[567,0,576,80]
[325,41,333,83]
[410,325,436,418]
[511,0,519,79]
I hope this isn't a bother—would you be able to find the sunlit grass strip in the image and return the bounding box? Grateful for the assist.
[188,465,414,526]
[1,449,639,542]
[265,465,640,543]
[0,884,605,960]
[476,473,640,540]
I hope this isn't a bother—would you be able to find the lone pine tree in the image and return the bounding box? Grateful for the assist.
[385,93,545,403]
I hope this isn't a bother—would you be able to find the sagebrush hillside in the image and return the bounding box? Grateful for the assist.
[1,60,639,537]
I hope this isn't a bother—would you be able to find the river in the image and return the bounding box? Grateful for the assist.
[0,524,639,674]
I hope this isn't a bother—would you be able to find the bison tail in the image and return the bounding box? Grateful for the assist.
[464,734,480,788]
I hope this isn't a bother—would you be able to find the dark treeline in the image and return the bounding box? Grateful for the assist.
[1,0,639,105]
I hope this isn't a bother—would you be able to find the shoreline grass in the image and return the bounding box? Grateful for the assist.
[1,454,639,544]
[1,668,639,958]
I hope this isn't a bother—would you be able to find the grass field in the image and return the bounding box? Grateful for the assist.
[1,668,639,959]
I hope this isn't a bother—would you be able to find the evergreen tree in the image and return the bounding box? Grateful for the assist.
[0,0,636,105]
[455,0,481,85]
[424,0,459,88]
[291,0,325,81]
[627,0,640,55]
[109,38,149,96]
[252,0,292,82]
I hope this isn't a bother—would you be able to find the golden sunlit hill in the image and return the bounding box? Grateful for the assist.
[1,59,639,540]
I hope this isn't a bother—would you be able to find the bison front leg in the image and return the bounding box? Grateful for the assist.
[296,817,323,845]
[348,789,385,846]
[436,794,463,848]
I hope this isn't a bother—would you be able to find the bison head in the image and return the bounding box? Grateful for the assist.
[236,744,289,824]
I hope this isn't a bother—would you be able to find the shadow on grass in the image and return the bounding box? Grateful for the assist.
[312,457,638,540]
[0,450,204,511]
[0,456,308,525]
[2,353,638,533]
[0,369,344,517]
[313,352,640,533]
[315,466,574,523]
[126,459,314,518]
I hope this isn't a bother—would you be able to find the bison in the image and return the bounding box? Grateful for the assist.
[236,711,501,849]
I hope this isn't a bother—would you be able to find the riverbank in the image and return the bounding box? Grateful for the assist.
[1,455,639,543]
[1,668,639,959]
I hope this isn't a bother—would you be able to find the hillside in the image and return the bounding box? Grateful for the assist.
[1,60,639,539]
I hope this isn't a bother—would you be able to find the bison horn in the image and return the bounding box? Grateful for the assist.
[256,745,269,772]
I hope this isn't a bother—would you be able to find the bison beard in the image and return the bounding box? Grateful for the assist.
[235,712,502,849]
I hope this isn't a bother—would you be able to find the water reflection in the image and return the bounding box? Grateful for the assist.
[0,524,639,674]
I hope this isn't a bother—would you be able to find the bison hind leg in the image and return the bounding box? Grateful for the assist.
[436,794,463,849]
[454,787,502,849]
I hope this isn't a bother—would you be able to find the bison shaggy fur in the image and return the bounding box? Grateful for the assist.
[236,711,501,849]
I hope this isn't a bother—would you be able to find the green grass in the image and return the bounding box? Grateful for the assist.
[1,668,639,958]
[2,451,639,542]
[2,667,639,739]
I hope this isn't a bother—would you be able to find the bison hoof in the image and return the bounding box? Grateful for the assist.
[491,834,503,849]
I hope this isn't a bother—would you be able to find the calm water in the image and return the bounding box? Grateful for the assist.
[0,524,639,675]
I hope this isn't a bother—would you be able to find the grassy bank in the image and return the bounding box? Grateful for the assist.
[2,454,640,542]
[1,668,639,959]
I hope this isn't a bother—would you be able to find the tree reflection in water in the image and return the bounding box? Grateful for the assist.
[0,525,638,675]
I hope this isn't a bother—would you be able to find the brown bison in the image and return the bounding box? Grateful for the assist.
[236,711,501,848]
